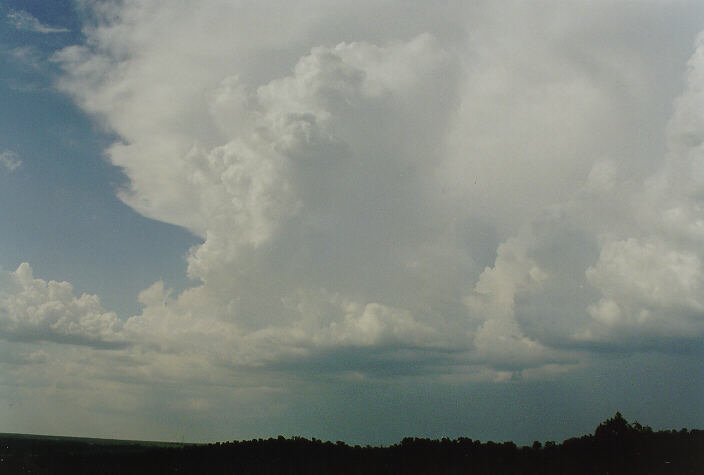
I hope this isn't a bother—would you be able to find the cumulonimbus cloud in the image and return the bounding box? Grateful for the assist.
[0,0,697,386]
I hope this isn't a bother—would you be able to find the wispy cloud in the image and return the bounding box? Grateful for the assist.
[7,10,69,34]
[7,45,42,70]
[0,150,22,172]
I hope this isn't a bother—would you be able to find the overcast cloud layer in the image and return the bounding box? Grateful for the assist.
[2,0,704,443]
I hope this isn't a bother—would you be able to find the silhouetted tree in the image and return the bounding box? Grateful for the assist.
[2,412,703,474]
[594,411,630,440]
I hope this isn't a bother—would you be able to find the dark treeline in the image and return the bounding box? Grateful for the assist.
[2,413,703,474]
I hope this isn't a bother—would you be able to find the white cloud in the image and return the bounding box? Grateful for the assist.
[53,12,467,372]
[587,239,702,312]
[320,302,436,347]
[0,150,22,172]
[464,226,576,372]
[6,10,69,34]
[0,264,124,347]
[40,0,704,384]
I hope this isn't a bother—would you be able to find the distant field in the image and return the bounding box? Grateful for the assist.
[0,432,197,448]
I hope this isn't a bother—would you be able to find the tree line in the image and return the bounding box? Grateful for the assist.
[1,412,703,474]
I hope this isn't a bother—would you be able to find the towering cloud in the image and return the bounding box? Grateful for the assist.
[40,0,704,373]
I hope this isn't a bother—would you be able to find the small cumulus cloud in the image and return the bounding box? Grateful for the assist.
[0,263,125,347]
[0,150,22,172]
[6,10,69,34]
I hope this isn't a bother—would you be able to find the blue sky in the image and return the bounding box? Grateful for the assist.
[0,0,199,318]
[1,0,704,444]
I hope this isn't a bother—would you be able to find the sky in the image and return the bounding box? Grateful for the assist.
[1,0,704,445]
